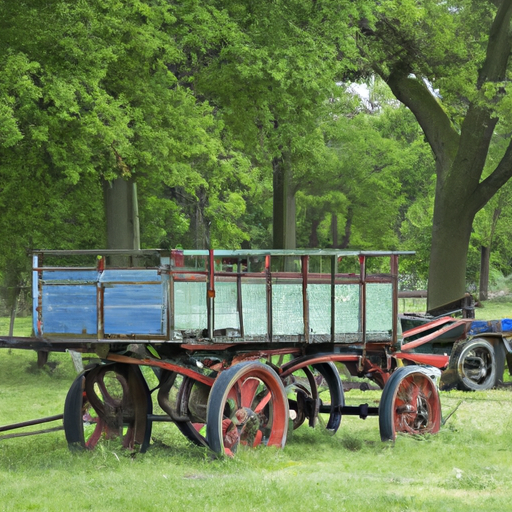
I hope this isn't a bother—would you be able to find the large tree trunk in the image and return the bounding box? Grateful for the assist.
[426,152,480,311]
[338,207,353,249]
[378,2,512,313]
[309,219,320,247]
[427,200,474,311]
[103,177,140,265]
[272,154,296,250]
[330,214,338,248]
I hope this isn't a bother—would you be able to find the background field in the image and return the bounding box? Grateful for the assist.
[1,299,512,511]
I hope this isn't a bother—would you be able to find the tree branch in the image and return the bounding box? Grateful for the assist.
[467,0,512,210]
[477,0,512,87]
[472,136,512,210]
[384,68,459,180]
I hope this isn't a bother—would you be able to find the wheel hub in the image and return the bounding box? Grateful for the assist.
[464,355,487,381]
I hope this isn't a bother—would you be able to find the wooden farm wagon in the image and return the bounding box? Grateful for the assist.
[1,248,485,455]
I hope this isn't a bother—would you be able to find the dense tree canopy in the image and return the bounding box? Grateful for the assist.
[1,0,512,314]
[357,0,512,310]
[0,1,249,253]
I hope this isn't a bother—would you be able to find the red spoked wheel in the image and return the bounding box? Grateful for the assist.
[379,366,441,442]
[206,361,289,456]
[63,363,152,451]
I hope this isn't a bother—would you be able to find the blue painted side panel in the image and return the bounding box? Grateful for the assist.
[39,268,168,337]
[101,269,166,335]
[39,268,98,335]
[42,284,98,335]
[42,270,99,282]
[103,284,165,335]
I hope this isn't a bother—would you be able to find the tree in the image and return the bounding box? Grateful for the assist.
[358,0,512,311]
[0,0,254,263]
[184,0,370,249]
[296,87,409,251]
[471,182,512,299]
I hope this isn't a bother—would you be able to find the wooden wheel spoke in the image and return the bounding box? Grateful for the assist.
[97,375,125,407]
[228,381,243,408]
[84,417,105,449]
[253,389,271,414]
[240,377,261,409]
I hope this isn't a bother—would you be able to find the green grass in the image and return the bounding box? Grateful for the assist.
[2,300,512,511]
[399,295,512,320]
[1,349,512,511]
[0,316,32,337]
[475,295,512,319]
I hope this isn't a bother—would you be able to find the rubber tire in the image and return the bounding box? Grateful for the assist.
[206,361,289,455]
[379,366,441,442]
[63,371,90,450]
[312,362,344,433]
[450,338,499,391]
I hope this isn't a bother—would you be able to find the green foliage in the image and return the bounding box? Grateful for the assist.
[365,0,495,115]
[0,0,260,258]
[355,1,512,307]
[183,0,372,249]
[2,0,512,293]
[470,177,512,286]
[295,79,435,258]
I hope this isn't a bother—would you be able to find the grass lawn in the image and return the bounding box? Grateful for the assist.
[399,295,512,319]
[3,415,512,512]
[2,300,512,511]
[474,295,512,319]
[0,316,32,337]
[1,356,512,511]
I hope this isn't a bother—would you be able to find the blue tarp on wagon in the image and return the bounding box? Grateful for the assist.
[469,319,512,335]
